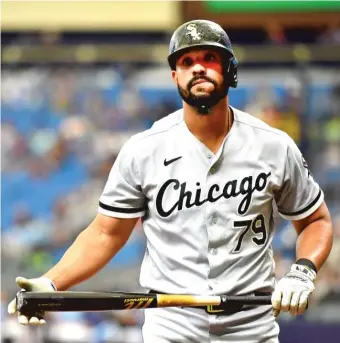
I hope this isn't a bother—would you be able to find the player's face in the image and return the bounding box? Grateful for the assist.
[171,49,225,111]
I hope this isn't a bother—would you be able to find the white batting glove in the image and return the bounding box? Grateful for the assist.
[271,264,316,317]
[8,276,57,325]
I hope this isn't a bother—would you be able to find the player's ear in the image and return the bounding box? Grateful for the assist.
[171,70,178,85]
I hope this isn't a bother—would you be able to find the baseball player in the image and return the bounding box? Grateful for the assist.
[8,20,333,343]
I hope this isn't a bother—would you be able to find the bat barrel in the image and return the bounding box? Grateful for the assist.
[16,291,158,312]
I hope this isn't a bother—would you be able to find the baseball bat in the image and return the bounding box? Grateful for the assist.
[16,291,272,313]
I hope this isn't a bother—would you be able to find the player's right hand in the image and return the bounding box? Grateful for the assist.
[7,276,57,325]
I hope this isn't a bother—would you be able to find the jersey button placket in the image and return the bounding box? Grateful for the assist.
[206,163,219,290]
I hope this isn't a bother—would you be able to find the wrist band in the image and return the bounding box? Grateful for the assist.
[295,258,317,273]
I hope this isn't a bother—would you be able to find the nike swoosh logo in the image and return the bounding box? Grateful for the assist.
[164,156,182,166]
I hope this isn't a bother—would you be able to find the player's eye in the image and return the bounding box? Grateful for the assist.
[182,57,193,66]
[204,53,216,62]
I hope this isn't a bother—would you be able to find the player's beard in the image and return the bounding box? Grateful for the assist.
[177,75,227,115]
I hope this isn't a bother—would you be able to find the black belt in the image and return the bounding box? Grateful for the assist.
[149,290,271,315]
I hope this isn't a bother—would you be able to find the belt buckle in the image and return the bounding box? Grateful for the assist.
[206,305,224,314]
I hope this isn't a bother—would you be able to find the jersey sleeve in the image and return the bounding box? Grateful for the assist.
[98,138,146,218]
[274,135,324,220]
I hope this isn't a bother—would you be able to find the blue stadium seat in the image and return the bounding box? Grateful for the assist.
[139,88,181,107]
[1,156,88,230]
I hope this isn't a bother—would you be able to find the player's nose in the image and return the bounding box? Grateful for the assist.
[192,62,206,76]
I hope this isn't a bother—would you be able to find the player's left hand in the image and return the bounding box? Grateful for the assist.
[271,263,316,317]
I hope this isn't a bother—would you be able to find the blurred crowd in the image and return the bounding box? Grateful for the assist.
[1,60,340,342]
[3,23,340,46]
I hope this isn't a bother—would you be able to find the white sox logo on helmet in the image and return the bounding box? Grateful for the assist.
[186,24,202,41]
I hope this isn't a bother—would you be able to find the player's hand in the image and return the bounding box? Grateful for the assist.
[7,276,57,325]
[271,264,316,317]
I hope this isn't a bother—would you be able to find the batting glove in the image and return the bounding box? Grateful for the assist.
[8,276,57,325]
[271,264,316,317]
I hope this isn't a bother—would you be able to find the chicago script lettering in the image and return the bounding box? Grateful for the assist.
[156,172,271,217]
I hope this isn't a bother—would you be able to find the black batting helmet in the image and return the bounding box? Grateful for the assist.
[168,20,238,88]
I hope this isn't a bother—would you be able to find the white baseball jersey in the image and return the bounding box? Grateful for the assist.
[98,106,323,296]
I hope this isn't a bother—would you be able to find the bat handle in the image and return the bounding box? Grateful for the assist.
[221,295,272,305]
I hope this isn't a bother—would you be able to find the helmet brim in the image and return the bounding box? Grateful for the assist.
[168,43,235,70]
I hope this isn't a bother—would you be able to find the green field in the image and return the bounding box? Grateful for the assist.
[205,1,340,13]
